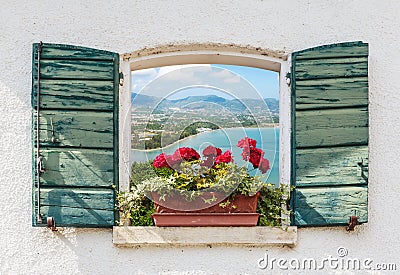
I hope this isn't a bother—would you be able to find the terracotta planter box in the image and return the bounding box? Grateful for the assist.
[151,191,260,226]
[152,213,260,227]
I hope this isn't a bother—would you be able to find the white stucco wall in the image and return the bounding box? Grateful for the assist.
[1,0,400,274]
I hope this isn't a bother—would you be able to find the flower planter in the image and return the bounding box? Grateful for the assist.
[151,191,260,226]
[152,213,260,227]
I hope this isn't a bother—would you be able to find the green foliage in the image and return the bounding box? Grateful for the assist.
[257,183,291,226]
[130,161,156,187]
[117,189,154,226]
[179,121,219,139]
[119,160,291,226]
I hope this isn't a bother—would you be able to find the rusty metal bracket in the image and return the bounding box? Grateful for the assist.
[47,217,57,231]
[346,216,358,231]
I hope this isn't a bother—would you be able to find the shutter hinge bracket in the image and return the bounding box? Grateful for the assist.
[285,72,291,86]
[346,216,358,231]
[119,72,124,86]
[47,217,57,231]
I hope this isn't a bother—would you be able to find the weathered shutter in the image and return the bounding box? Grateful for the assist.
[290,41,369,226]
[32,43,119,227]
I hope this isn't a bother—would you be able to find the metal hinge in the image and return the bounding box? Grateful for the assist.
[346,216,358,231]
[119,72,124,86]
[285,72,291,86]
[47,217,57,231]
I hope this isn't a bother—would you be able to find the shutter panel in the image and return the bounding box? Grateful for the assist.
[32,43,119,227]
[290,41,369,226]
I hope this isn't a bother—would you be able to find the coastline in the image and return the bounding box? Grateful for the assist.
[132,125,279,152]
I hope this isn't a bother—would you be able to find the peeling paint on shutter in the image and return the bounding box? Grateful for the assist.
[32,43,119,227]
[291,41,369,226]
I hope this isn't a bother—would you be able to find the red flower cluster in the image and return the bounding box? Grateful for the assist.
[152,138,270,175]
[153,147,200,169]
[201,145,233,168]
[153,153,169,169]
[173,147,200,162]
[237,137,270,174]
[153,145,232,169]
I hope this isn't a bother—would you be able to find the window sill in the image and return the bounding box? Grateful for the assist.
[113,226,297,247]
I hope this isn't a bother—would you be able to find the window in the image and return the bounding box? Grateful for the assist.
[130,64,280,182]
[32,41,369,231]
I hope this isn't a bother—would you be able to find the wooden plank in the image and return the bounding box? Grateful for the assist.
[32,79,114,110]
[296,146,368,186]
[295,77,368,110]
[293,186,368,226]
[40,59,115,80]
[34,110,114,148]
[33,187,115,227]
[33,149,114,187]
[295,57,368,80]
[40,187,114,210]
[296,107,368,148]
[113,226,298,247]
[40,43,116,60]
[38,206,114,227]
[294,42,368,60]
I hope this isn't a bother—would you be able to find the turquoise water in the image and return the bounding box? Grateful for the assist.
[131,127,279,185]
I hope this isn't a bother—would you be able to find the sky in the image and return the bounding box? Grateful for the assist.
[131,64,279,100]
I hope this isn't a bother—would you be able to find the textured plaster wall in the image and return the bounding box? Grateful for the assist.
[1,0,400,274]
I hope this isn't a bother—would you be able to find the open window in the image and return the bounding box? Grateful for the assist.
[32,41,368,232]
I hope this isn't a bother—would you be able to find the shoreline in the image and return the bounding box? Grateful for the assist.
[132,125,279,152]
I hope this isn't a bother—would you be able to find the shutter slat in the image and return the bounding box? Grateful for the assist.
[296,146,368,187]
[39,206,114,227]
[40,187,115,210]
[294,186,368,226]
[40,59,115,80]
[296,107,368,148]
[33,79,114,110]
[34,110,114,149]
[34,149,114,187]
[296,77,368,110]
[295,57,368,80]
[295,41,368,60]
[40,44,115,60]
[291,41,369,227]
[32,43,119,228]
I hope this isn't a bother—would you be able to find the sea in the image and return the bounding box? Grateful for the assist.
[131,127,279,185]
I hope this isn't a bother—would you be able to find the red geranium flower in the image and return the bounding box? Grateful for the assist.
[237,137,257,149]
[215,150,233,165]
[153,153,170,169]
[259,158,270,174]
[202,145,222,157]
[172,147,200,162]
[248,147,265,168]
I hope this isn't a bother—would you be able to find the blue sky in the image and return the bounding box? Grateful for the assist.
[131,64,279,100]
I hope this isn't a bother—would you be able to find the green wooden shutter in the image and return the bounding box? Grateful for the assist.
[291,41,369,226]
[32,43,119,227]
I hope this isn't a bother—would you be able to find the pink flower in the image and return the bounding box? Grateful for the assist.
[237,137,257,149]
[202,146,222,157]
[259,158,270,174]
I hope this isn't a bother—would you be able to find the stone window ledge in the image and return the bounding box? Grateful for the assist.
[113,226,297,247]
